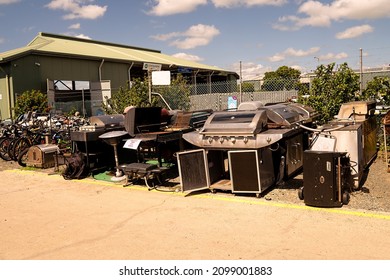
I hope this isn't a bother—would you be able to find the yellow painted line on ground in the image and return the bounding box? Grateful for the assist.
[5,169,390,221]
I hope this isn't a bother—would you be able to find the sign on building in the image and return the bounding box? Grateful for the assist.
[143,63,162,71]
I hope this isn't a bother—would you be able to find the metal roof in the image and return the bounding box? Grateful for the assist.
[0,32,236,75]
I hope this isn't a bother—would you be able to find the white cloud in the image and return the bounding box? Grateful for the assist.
[75,33,92,39]
[68,23,81,30]
[274,0,390,30]
[318,52,348,61]
[151,32,180,41]
[336,24,374,39]
[22,26,35,33]
[64,32,92,40]
[269,47,320,62]
[148,0,207,16]
[230,61,265,80]
[284,47,320,57]
[151,24,220,49]
[0,37,5,44]
[269,54,285,62]
[0,0,20,4]
[171,52,203,62]
[147,0,287,16]
[45,0,107,20]
[290,64,304,72]
[211,0,287,8]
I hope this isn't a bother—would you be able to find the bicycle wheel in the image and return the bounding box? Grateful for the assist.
[0,137,12,161]
[6,138,20,161]
[9,137,31,161]
[17,147,29,167]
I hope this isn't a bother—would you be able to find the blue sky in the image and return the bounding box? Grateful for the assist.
[1,0,389,80]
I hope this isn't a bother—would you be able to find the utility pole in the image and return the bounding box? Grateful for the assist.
[239,61,242,104]
[360,48,363,96]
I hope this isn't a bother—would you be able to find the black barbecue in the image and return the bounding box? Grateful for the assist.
[70,114,125,170]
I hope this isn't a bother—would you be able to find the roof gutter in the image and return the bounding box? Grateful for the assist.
[99,59,105,81]
[128,62,134,88]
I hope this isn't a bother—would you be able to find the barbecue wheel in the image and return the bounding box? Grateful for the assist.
[298,187,304,200]
[342,192,350,205]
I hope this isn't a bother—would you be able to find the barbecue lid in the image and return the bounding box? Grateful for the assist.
[265,104,301,127]
[89,114,125,129]
[336,100,376,121]
[200,110,268,136]
[98,130,128,139]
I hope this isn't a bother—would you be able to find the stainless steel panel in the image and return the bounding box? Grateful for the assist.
[89,114,124,129]
[200,110,268,136]
[285,134,304,177]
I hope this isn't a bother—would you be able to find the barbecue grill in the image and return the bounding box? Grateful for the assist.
[71,114,125,170]
[123,106,194,166]
[179,102,316,195]
[309,100,377,189]
[183,102,313,150]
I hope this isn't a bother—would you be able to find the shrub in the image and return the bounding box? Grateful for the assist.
[13,90,50,117]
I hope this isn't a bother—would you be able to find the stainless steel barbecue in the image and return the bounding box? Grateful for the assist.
[183,102,314,150]
[179,102,317,196]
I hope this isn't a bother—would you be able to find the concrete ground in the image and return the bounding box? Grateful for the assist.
[1,166,390,260]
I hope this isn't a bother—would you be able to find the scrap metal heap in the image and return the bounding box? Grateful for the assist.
[179,100,379,207]
[66,100,379,208]
[299,100,378,207]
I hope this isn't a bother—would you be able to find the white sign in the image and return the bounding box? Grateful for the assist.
[143,63,162,71]
[123,139,142,150]
[152,71,171,86]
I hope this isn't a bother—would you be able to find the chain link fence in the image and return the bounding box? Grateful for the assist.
[154,78,297,111]
[49,78,298,116]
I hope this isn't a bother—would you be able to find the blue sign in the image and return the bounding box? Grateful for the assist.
[228,96,237,110]
[178,67,192,74]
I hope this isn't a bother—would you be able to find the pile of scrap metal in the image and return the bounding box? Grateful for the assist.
[178,101,318,197]
[177,100,379,208]
[298,100,378,207]
[70,106,212,186]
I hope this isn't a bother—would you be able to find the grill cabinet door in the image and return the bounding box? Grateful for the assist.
[177,149,210,192]
[228,149,275,194]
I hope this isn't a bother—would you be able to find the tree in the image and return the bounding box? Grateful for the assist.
[262,66,301,91]
[13,90,50,117]
[153,74,191,110]
[300,63,359,124]
[241,82,255,92]
[102,77,158,115]
[102,74,191,114]
[360,76,390,105]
